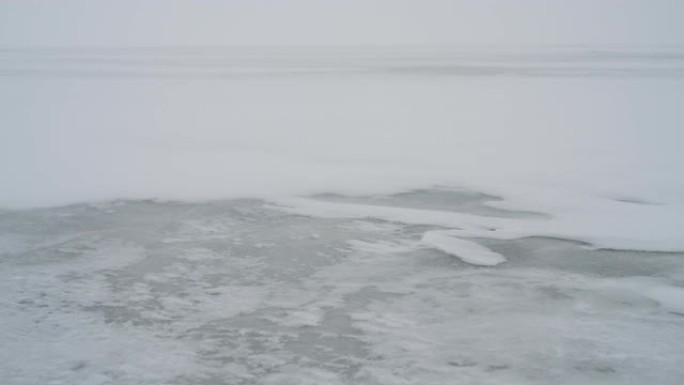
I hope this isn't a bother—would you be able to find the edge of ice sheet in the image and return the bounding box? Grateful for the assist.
[645,286,684,314]
[269,197,684,252]
[421,231,506,266]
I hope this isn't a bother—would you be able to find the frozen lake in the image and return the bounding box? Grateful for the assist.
[2,47,684,384]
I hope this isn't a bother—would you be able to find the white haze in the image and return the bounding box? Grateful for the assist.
[2,46,684,252]
[0,47,683,205]
[2,1,684,251]
[2,1,684,212]
[1,0,684,47]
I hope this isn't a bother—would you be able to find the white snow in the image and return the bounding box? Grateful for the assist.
[421,231,506,266]
[272,196,684,252]
[2,49,684,258]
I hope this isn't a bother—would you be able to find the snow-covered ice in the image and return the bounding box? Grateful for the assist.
[2,47,684,384]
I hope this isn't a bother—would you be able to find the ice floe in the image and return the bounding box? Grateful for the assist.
[421,231,506,266]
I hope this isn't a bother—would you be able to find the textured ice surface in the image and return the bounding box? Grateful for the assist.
[2,190,684,385]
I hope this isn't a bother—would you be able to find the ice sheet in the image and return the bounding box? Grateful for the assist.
[2,198,684,384]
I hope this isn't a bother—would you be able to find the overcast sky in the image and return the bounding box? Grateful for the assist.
[1,0,683,47]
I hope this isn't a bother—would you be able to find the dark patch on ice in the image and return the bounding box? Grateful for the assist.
[312,188,545,218]
[448,360,477,367]
[70,361,87,371]
[574,362,617,374]
[536,285,574,300]
[486,364,511,372]
[613,196,660,206]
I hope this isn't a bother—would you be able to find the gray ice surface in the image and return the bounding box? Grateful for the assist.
[2,189,684,385]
